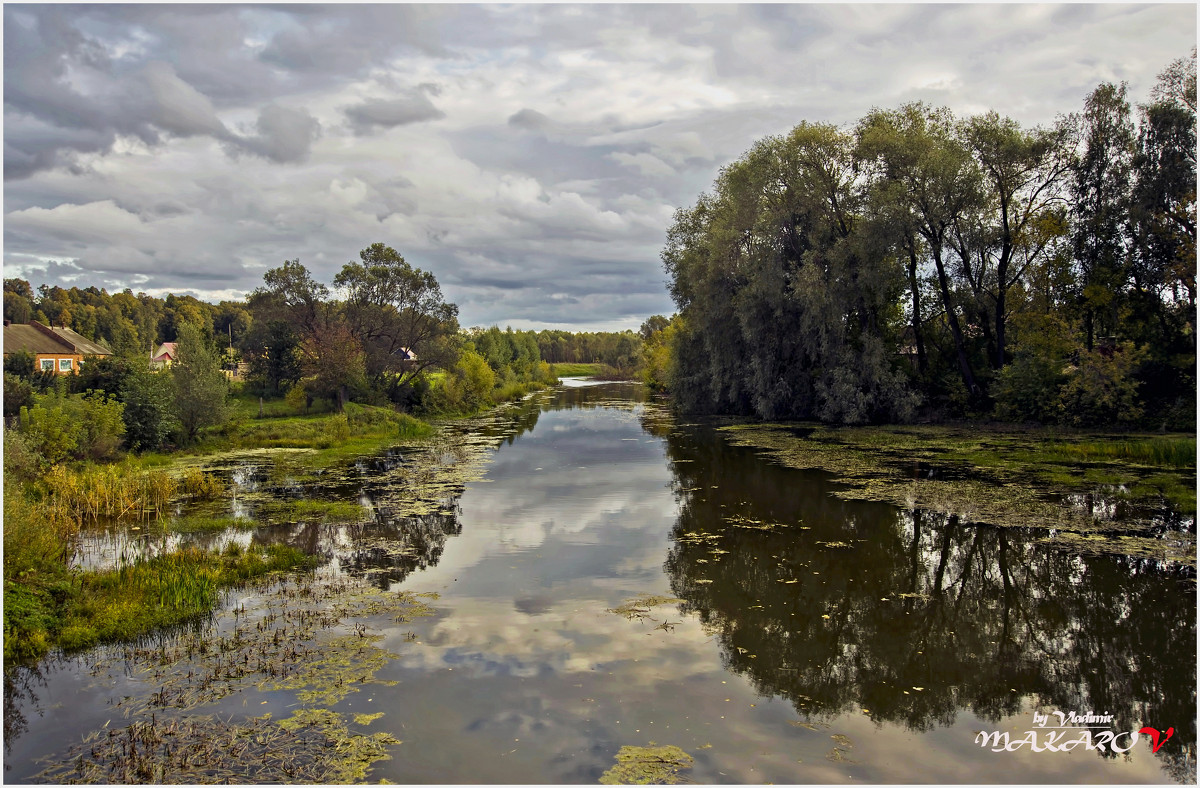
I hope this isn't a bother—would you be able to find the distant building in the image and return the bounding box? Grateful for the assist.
[2,320,112,374]
[150,342,178,370]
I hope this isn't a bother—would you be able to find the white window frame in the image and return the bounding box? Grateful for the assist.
[40,358,54,371]
[59,358,73,372]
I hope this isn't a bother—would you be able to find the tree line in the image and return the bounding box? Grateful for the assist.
[4,241,653,455]
[653,52,1195,428]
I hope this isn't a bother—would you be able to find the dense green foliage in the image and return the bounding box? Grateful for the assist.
[661,53,1196,427]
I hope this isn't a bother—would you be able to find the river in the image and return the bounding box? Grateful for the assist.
[4,381,1195,783]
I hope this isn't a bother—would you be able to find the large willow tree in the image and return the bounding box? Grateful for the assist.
[662,122,918,424]
[663,58,1194,427]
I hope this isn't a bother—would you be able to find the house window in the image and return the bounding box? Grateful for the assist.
[40,359,54,371]
[59,358,73,372]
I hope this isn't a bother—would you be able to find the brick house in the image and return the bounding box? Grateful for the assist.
[2,320,112,374]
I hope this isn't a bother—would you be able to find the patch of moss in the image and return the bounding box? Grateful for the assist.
[600,744,695,785]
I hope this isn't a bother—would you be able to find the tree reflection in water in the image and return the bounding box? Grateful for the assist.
[654,418,1196,779]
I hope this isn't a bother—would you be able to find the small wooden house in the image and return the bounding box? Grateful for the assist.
[2,320,112,374]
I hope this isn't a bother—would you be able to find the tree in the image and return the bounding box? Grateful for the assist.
[171,322,231,443]
[663,122,917,423]
[240,293,303,396]
[1070,82,1135,351]
[334,243,460,389]
[298,315,366,411]
[954,112,1074,369]
[120,367,178,452]
[857,103,986,401]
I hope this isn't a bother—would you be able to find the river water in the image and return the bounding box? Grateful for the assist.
[4,381,1196,783]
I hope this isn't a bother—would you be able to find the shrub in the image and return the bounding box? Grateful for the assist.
[120,368,178,452]
[180,468,226,500]
[4,371,35,418]
[993,314,1074,423]
[284,381,309,414]
[1059,341,1147,426]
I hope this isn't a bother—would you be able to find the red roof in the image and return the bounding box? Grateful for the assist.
[151,342,178,362]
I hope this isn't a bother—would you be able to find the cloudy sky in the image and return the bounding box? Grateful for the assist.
[3,4,1195,330]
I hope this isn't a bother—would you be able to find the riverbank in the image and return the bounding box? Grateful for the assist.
[716,421,1196,566]
[2,390,498,664]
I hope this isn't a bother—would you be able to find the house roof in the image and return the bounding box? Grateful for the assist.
[53,325,111,356]
[151,342,177,362]
[3,321,112,357]
[4,323,74,355]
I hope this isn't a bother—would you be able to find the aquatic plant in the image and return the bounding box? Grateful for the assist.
[600,744,694,784]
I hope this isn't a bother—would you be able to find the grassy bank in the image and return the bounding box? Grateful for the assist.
[718,422,1196,565]
[550,362,603,377]
[1,385,541,664]
[4,523,314,662]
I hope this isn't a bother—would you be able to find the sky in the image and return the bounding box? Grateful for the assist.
[3,4,1196,331]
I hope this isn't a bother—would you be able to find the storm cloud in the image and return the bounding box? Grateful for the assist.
[4,4,1195,330]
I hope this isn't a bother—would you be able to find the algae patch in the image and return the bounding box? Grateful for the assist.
[609,594,683,623]
[35,710,400,784]
[718,422,1196,566]
[34,572,438,784]
[599,743,695,784]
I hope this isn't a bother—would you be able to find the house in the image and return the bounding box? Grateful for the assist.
[3,320,112,374]
[150,342,178,370]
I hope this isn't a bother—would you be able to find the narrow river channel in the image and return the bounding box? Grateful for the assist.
[4,381,1195,783]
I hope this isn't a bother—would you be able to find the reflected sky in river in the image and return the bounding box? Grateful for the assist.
[6,382,1195,784]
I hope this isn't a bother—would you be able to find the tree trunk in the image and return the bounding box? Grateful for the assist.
[931,244,982,399]
[906,245,928,373]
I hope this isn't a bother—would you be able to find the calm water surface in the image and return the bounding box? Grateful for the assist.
[5,381,1196,783]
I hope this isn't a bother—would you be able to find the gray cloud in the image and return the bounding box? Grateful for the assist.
[507,108,553,132]
[233,104,322,163]
[4,3,1196,330]
[345,93,445,134]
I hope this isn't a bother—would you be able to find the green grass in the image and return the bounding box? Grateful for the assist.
[198,403,435,455]
[168,515,257,533]
[550,362,603,377]
[1042,437,1196,468]
[227,388,333,419]
[261,499,366,523]
[5,543,315,662]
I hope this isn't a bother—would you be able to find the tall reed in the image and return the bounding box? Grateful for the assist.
[40,463,179,526]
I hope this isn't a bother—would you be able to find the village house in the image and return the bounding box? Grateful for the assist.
[149,342,178,370]
[2,320,112,374]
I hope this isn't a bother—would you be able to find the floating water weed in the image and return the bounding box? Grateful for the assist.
[600,744,694,784]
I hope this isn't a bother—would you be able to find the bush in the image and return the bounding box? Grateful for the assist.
[120,368,178,452]
[4,371,35,418]
[3,429,43,483]
[441,349,495,412]
[284,382,309,415]
[1059,341,1147,426]
[993,314,1074,423]
[180,468,226,499]
[18,388,129,463]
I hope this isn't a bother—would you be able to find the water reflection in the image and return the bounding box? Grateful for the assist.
[654,416,1197,778]
[11,382,1196,784]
